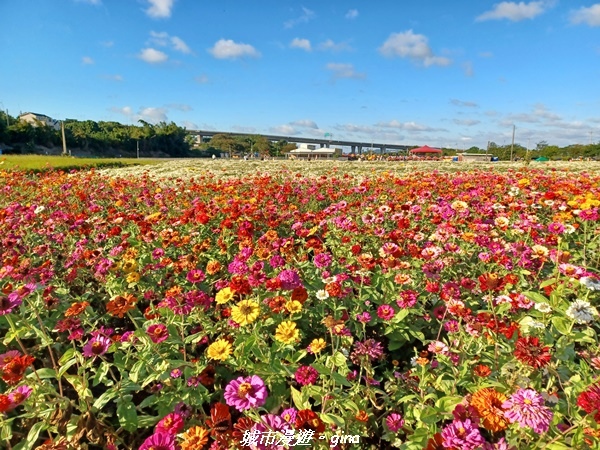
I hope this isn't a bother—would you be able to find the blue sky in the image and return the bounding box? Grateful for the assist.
[1,0,599,149]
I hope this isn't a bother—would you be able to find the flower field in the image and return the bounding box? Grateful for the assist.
[1,161,599,450]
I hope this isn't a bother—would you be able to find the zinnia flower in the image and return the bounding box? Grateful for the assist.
[6,385,33,410]
[514,336,551,369]
[377,304,395,320]
[386,412,404,432]
[181,426,209,450]
[294,366,319,385]
[215,287,234,305]
[206,339,233,361]
[577,382,600,423]
[82,335,112,358]
[231,299,260,326]
[502,388,553,433]
[138,432,178,450]
[274,321,299,345]
[155,412,184,435]
[441,419,485,450]
[470,388,509,432]
[307,338,326,354]
[566,299,597,324]
[224,375,268,411]
[147,324,169,344]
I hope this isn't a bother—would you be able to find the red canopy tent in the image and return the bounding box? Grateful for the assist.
[409,145,442,155]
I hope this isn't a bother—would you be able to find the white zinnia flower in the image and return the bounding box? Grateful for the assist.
[565,299,597,324]
[534,302,552,313]
[580,276,600,292]
[315,289,329,300]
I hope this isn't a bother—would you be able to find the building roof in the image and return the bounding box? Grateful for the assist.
[290,148,338,154]
[19,112,55,120]
[410,145,442,154]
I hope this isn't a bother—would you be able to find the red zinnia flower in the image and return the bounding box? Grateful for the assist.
[514,336,551,369]
[577,383,600,423]
[1,354,35,385]
[295,409,325,434]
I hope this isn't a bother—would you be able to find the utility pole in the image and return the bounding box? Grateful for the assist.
[61,121,68,156]
[510,125,515,161]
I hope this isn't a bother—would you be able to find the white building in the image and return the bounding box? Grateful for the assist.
[18,112,61,130]
[288,143,342,159]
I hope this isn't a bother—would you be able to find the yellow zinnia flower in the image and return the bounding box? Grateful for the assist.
[231,300,260,326]
[206,339,232,361]
[215,287,234,305]
[121,259,138,273]
[126,272,140,283]
[285,300,303,314]
[308,338,327,354]
[275,321,299,345]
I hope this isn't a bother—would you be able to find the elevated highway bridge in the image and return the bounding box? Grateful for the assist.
[187,130,412,154]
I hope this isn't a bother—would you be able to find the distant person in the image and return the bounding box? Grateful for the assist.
[212,154,216,160]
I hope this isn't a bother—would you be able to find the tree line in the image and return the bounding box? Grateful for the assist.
[0,111,190,157]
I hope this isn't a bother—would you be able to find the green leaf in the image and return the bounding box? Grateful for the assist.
[320,413,345,428]
[523,291,550,305]
[93,361,111,386]
[290,386,310,410]
[419,406,440,424]
[331,351,347,368]
[435,396,463,413]
[58,347,76,365]
[116,396,139,432]
[552,316,573,335]
[93,388,118,410]
[539,278,557,288]
[331,371,351,386]
[15,421,44,450]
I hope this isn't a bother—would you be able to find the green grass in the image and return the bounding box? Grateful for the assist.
[0,155,163,172]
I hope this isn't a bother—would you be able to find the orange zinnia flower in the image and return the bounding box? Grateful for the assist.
[65,301,89,317]
[470,388,509,432]
[473,364,492,377]
[181,426,210,450]
[106,294,137,318]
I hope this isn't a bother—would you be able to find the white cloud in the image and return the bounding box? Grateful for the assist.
[570,4,600,27]
[145,0,175,19]
[326,63,366,80]
[82,56,94,65]
[454,119,481,126]
[290,119,319,129]
[476,1,547,22]
[345,9,359,19]
[463,61,474,77]
[290,38,312,51]
[102,74,123,82]
[209,39,260,60]
[138,48,168,63]
[111,106,169,124]
[451,99,479,108]
[149,31,191,54]
[375,120,444,132]
[318,39,352,52]
[270,124,297,135]
[378,30,451,67]
[166,103,192,112]
[284,7,315,28]
[194,74,209,84]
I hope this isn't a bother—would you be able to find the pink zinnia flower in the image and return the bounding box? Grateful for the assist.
[313,253,332,269]
[186,269,205,284]
[386,412,404,432]
[441,419,485,450]
[155,412,184,435]
[138,432,177,450]
[294,366,319,386]
[377,304,395,320]
[7,385,33,410]
[82,335,112,358]
[397,290,418,308]
[224,375,268,411]
[502,388,553,433]
[147,324,169,344]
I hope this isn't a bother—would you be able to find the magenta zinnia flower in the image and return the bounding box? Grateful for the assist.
[277,269,302,290]
[294,366,319,386]
[441,419,485,450]
[224,375,268,411]
[386,412,404,432]
[82,335,112,358]
[138,432,178,450]
[0,294,22,316]
[186,269,205,284]
[147,324,169,344]
[377,304,395,320]
[7,385,33,410]
[502,388,553,433]
[155,412,184,435]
